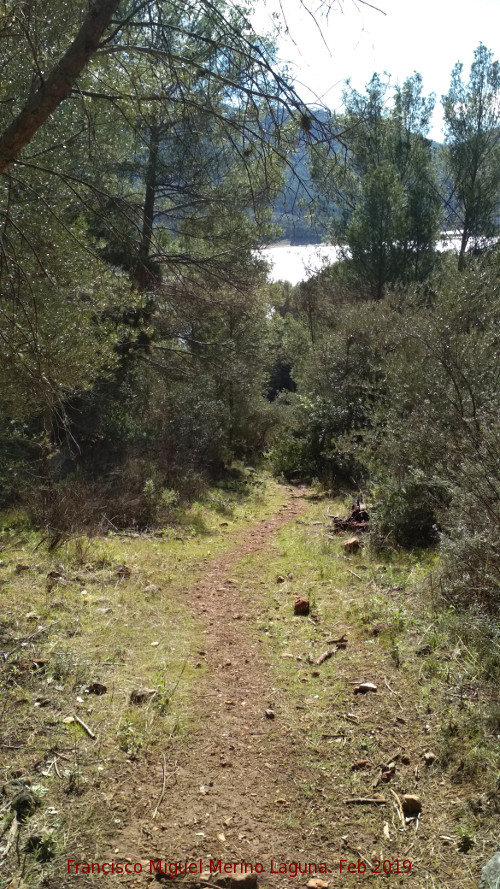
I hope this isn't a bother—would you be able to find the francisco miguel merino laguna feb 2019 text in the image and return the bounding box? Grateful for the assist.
[67,857,413,876]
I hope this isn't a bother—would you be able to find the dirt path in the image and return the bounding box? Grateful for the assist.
[114,487,317,884]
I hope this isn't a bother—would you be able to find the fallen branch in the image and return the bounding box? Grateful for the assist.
[0,817,18,862]
[325,635,348,645]
[314,648,338,665]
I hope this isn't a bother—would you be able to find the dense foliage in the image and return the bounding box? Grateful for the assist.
[0,9,498,615]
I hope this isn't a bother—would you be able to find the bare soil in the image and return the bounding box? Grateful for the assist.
[111,490,315,885]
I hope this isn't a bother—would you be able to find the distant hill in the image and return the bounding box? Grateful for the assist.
[270,109,335,245]
[271,139,325,244]
[270,114,445,245]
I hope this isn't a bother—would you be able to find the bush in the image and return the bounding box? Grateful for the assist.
[438,527,500,615]
[370,477,442,549]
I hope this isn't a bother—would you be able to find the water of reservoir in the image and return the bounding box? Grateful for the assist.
[257,243,340,285]
[258,235,464,285]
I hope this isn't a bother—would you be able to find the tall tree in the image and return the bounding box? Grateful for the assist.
[0,0,298,427]
[442,43,500,268]
[311,73,440,299]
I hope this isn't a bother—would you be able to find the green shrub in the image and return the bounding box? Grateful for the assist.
[370,477,442,549]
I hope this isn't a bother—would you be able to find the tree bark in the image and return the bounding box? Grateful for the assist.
[0,0,122,175]
[135,123,160,290]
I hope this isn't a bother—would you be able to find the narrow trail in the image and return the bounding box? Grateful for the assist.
[115,487,317,883]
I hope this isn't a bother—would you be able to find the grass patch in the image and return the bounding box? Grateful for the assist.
[228,496,499,889]
[0,475,283,886]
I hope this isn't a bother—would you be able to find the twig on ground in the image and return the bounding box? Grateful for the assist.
[346,797,387,805]
[384,676,401,696]
[314,647,338,665]
[390,788,406,829]
[346,569,363,580]
[153,753,167,819]
[74,715,96,739]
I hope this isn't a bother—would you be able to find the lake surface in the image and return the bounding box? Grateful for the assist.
[258,235,464,284]
[257,243,341,284]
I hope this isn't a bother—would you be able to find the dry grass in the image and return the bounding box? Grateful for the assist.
[0,477,283,887]
[228,498,499,889]
[1,484,497,888]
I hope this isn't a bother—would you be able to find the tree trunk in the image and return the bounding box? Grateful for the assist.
[0,0,122,175]
[458,225,469,270]
[135,124,160,290]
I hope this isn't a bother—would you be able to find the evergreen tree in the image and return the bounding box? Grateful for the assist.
[442,43,500,267]
[311,73,440,299]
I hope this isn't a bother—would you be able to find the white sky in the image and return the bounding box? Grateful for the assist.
[250,0,500,140]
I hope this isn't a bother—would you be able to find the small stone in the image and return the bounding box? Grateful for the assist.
[114,565,131,579]
[342,537,361,553]
[294,597,310,616]
[307,881,329,889]
[424,751,437,765]
[62,716,75,724]
[479,852,500,889]
[130,688,156,704]
[276,575,286,584]
[265,709,275,719]
[401,794,422,817]
[86,682,107,696]
[351,759,371,771]
[353,682,377,694]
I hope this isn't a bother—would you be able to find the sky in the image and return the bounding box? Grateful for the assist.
[250,0,500,140]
